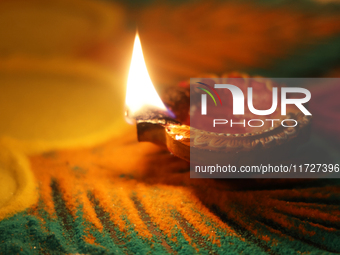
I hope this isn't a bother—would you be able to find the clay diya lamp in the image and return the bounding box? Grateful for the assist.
[137,73,312,166]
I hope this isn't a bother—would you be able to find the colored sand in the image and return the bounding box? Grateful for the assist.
[0,127,339,254]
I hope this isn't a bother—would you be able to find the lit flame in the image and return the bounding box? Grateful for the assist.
[125,33,167,121]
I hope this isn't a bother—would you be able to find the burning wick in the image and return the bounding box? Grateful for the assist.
[125,32,180,147]
[125,33,175,123]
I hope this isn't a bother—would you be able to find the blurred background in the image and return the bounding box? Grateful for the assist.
[0,0,339,151]
[0,2,340,254]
